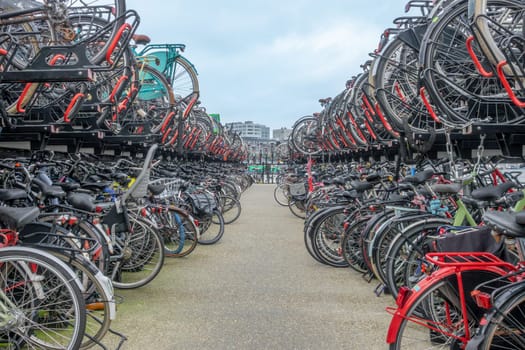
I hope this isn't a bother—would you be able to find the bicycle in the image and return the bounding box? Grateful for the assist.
[385,208,525,349]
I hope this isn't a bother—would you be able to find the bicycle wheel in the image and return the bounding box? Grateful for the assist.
[217,194,242,225]
[477,288,525,349]
[0,246,86,350]
[158,208,198,258]
[290,116,322,155]
[170,56,199,100]
[341,217,369,273]
[197,209,225,245]
[370,211,426,285]
[66,0,128,65]
[49,252,114,350]
[388,269,506,349]
[303,207,334,264]
[373,37,443,134]
[134,64,176,134]
[311,206,349,268]
[31,217,111,276]
[273,184,290,206]
[367,209,397,282]
[385,217,451,300]
[288,198,306,219]
[420,0,525,125]
[110,216,165,289]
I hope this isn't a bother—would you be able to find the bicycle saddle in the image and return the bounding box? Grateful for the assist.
[32,177,66,199]
[133,34,151,46]
[483,210,525,238]
[471,182,517,202]
[0,206,40,230]
[67,192,96,212]
[0,188,29,201]
[148,183,165,196]
[402,169,434,185]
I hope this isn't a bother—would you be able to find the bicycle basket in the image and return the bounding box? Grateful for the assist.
[289,183,307,197]
[433,226,510,262]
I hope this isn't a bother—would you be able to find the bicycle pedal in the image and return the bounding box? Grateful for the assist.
[374,283,386,297]
[361,272,375,283]
[86,302,105,311]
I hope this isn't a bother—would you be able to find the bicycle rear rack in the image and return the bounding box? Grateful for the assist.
[425,252,516,270]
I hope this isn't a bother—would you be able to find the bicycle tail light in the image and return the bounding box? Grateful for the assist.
[471,290,492,309]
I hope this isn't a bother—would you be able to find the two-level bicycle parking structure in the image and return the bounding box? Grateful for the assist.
[279,1,525,349]
[0,1,255,349]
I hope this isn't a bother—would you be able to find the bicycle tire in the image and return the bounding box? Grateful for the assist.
[49,252,113,350]
[385,217,451,300]
[217,194,242,225]
[367,209,397,282]
[159,208,199,258]
[477,288,525,349]
[304,207,339,261]
[171,56,199,100]
[273,183,290,206]
[311,206,349,268]
[290,116,322,155]
[303,207,335,264]
[110,216,165,289]
[341,216,370,273]
[0,246,86,350]
[288,198,307,219]
[197,209,225,245]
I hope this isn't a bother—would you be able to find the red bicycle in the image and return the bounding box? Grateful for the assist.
[385,210,525,349]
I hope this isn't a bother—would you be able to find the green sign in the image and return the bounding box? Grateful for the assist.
[209,113,220,123]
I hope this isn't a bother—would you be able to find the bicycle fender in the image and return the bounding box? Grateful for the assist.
[386,265,512,344]
[177,55,199,75]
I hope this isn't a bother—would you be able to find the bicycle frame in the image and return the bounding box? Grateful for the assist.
[136,44,185,78]
[452,198,478,226]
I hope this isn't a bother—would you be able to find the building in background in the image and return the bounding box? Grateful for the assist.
[225,121,270,140]
[225,121,291,165]
[272,127,292,142]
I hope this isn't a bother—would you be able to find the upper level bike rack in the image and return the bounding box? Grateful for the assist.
[0,10,140,83]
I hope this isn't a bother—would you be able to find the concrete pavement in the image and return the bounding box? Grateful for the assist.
[104,184,393,350]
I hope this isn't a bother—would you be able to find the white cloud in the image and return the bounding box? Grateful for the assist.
[126,0,410,130]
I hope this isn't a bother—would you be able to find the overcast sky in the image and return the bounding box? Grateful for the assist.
[126,0,411,131]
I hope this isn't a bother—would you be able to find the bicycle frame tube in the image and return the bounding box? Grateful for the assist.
[513,189,525,211]
[453,199,478,227]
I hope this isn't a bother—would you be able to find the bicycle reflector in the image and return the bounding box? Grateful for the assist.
[396,286,413,308]
[68,216,79,226]
[471,290,492,309]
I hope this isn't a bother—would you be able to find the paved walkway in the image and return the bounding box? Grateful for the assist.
[106,184,393,349]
